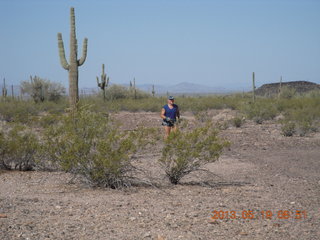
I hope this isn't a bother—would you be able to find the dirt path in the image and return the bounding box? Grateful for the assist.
[1,111,319,240]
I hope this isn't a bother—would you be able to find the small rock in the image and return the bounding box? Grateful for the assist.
[129,217,136,221]
[143,232,151,238]
[157,235,166,240]
[239,231,248,236]
[0,214,7,218]
[290,202,295,205]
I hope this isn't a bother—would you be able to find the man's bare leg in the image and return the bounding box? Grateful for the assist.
[164,126,171,139]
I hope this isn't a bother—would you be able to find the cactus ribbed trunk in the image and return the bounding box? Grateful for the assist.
[152,84,155,97]
[278,76,282,99]
[58,7,87,109]
[133,78,136,99]
[11,85,14,99]
[69,7,78,106]
[2,78,7,99]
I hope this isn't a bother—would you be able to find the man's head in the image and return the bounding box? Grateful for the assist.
[168,96,175,104]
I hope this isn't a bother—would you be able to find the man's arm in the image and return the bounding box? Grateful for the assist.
[160,108,166,120]
[176,107,180,119]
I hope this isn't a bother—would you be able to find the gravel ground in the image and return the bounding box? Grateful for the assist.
[1,110,319,240]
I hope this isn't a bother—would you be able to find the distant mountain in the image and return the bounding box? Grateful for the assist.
[137,82,228,95]
[255,81,320,96]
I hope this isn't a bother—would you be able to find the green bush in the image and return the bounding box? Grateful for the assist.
[279,86,297,99]
[21,76,66,103]
[242,100,278,124]
[0,100,38,123]
[280,97,320,136]
[281,121,295,137]
[0,99,67,123]
[159,124,229,184]
[43,105,141,188]
[194,111,211,123]
[232,116,243,128]
[0,124,39,170]
[104,84,150,100]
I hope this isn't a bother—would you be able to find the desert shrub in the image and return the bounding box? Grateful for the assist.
[280,97,320,136]
[0,124,39,170]
[242,100,278,124]
[104,85,128,100]
[0,99,66,123]
[281,121,295,137]
[232,116,243,128]
[21,76,66,103]
[304,89,320,98]
[79,94,246,113]
[178,95,240,112]
[43,105,142,188]
[279,86,297,99]
[47,82,66,102]
[33,113,60,129]
[0,100,38,123]
[296,121,314,136]
[104,84,150,101]
[194,111,211,123]
[159,124,229,184]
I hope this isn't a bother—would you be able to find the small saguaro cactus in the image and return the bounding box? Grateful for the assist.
[96,64,109,101]
[11,85,14,99]
[2,78,7,99]
[252,72,256,102]
[278,76,282,99]
[133,78,137,99]
[152,84,155,97]
[57,7,88,109]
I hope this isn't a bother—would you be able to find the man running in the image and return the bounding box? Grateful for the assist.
[161,96,180,139]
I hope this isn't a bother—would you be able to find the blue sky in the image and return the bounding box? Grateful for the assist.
[0,0,319,91]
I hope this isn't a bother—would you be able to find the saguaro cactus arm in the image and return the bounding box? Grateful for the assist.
[96,76,100,87]
[78,38,88,66]
[57,33,70,70]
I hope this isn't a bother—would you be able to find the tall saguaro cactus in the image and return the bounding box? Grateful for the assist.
[57,7,88,109]
[252,72,256,102]
[97,64,109,101]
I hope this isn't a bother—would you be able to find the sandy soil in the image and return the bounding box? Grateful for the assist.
[1,110,319,240]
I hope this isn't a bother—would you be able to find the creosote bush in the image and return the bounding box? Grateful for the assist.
[279,86,297,99]
[232,116,243,128]
[242,100,277,124]
[159,123,229,184]
[43,105,142,188]
[21,76,66,103]
[281,121,296,137]
[104,84,150,100]
[0,124,39,170]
